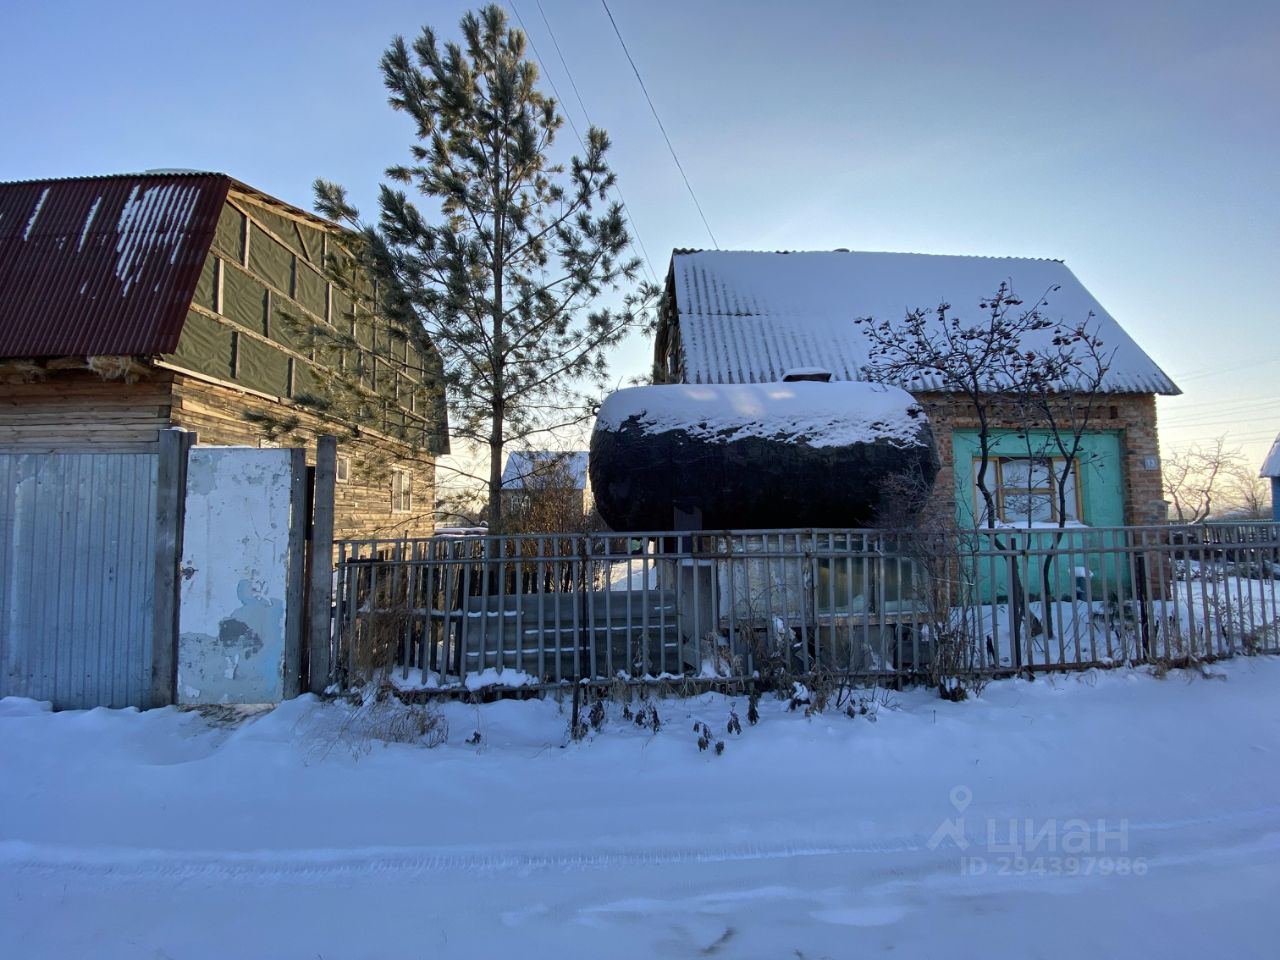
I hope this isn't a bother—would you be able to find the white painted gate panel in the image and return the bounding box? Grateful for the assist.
[177,447,304,704]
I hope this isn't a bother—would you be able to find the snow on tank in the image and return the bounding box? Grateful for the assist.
[589,380,939,531]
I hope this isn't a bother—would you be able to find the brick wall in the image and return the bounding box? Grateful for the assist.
[914,391,1166,526]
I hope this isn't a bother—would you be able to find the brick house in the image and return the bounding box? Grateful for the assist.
[0,172,449,539]
[653,250,1179,528]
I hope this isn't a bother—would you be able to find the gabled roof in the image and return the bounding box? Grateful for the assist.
[1261,434,1280,478]
[501,451,589,490]
[0,172,232,357]
[667,250,1180,395]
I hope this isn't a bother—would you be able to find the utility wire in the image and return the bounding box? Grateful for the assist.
[537,0,593,141]
[599,0,720,249]
[536,0,659,285]
[511,0,659,285]
[1172,355,1280,383]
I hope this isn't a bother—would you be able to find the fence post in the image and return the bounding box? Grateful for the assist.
[281,448,309,699]
[1134,552,1151,661]
[308,436,338,694]
[150,428,195,708]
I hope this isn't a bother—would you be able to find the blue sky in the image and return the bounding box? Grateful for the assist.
[4,0,1277,465]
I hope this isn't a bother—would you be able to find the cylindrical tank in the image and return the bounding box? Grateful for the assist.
[589,381,939,531]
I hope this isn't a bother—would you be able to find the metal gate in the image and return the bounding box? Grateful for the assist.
[0,451,161,708]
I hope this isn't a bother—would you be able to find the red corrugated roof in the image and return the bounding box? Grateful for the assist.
[0,172,230,357]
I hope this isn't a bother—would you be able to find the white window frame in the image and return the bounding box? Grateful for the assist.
[975,456,1082,525]
[391,468,412,514]
[335,456,350,484]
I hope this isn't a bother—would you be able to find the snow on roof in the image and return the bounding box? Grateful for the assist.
[595,380,929,449]
[1261,435,1280,478]
[0,172,230,356]
[501,451,589,489]
[670,250,1180,395]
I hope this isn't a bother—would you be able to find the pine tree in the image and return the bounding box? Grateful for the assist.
[314,5,655,529]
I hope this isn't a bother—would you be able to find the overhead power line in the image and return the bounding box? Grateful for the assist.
[510,0,659,286]
[599,0,720,250]
[537,0,592,134]
[1171,355,1280,383]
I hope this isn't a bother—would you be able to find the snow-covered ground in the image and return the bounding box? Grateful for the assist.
[4,659,1280,959]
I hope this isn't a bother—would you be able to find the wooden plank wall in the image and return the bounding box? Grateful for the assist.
[0,370,173,453]
[0,366,437,541]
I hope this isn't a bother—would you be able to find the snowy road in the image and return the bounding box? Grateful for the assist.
[4,659,1280,958]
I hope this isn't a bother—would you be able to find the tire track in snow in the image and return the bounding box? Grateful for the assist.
[3,804,1278,884]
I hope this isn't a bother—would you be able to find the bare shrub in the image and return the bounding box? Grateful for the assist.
[340,573,417,688]
[700,632,742,677]
[879,473,993,699]
[307,685,448,760]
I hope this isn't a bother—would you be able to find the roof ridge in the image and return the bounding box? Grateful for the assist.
[0,170,229,187]
[672,248,1065,263]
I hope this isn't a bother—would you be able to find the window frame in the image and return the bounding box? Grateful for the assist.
[975,455,1083,525]
[391,468,412,514]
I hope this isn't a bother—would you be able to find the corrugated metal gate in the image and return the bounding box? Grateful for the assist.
[0,452,160,708]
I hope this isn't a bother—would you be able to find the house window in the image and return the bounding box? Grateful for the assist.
[391,469,412,514]
[976,457,1080,525]
[335,456,350,484]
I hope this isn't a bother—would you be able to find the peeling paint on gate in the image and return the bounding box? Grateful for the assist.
[177,448,298,704]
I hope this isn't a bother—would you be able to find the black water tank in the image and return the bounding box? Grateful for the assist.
[589,381,939,531]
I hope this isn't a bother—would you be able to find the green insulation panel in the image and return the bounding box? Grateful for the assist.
[170,310,234,379]
[166,199,450,452]
[234,336,290,396]
[250,205,323,266]
[248,224,294,295]
[213,205,245,263]
[295,262,327,319]
[269,298,310,355]
[192,257,216,311]
[223,264,268,335]
[291,362,320,400]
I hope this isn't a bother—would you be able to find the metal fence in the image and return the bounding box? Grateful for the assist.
[1,451,160,708]
[323,522,1280,692]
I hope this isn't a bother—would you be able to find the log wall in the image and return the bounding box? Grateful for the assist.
[0,366,435,540]
[0,369,173,454]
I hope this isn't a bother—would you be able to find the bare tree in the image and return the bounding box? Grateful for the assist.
[1213,458,1270,520]
[1163,436,1243,523]
[857,282,1062,528]
[858,281,1114,660]
[503,452,599,534]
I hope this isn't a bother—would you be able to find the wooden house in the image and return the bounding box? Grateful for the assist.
[653,250,1180,528]
[0,172,448,539]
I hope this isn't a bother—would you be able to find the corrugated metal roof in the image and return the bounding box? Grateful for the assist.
[1261,434,1280,478]
[670,250,1181,395]
[0,172,229,356]
[501,451,589,489]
